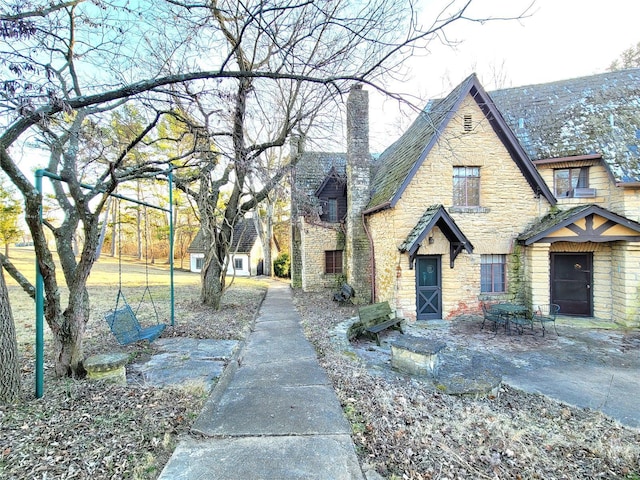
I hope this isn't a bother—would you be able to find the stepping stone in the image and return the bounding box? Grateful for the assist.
[435,352,502,398]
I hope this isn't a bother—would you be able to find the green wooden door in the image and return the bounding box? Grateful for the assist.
[416,256,441,320]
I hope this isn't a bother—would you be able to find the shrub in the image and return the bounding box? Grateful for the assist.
[273,253,290,278]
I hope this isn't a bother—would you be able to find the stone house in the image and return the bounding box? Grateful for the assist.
[291,69,640,327]
[188,219,264,276]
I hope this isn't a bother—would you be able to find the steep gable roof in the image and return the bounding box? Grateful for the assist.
[187,219,259,254]
[489,68,640,183]
[367,74,555,213]
[293,151,347,196]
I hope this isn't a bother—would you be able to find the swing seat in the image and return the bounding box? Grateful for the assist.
[105,304,165,345]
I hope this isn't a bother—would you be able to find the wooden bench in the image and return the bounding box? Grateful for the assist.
[357,301,404,346]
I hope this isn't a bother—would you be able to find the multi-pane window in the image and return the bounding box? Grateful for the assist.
[481,254,506,293]
[325,250,343,274]
[234,258,244,270]
[453,167,480,206]
[195,257,204,270]
[554,167,588,197]
[327,198,338,222]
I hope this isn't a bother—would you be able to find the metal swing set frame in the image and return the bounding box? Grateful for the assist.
[34,169,175,398]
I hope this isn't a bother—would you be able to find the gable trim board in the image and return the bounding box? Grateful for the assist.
[364,74,555,216]
[519,205,640,245]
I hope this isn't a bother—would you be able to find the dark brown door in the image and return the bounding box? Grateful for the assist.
[416,256,441,320]
[550,253,592,316]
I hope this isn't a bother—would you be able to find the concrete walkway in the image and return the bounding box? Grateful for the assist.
[158,282,364,480]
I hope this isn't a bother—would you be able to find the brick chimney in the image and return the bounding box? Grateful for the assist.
[345,85,372,302]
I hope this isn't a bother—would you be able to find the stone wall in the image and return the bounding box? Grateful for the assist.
[611,242,640,327]
[367,94,553,320]
[299,218,345,292]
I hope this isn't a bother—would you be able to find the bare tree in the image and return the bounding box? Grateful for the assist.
[1,0,531,375]
[609,41,640,71]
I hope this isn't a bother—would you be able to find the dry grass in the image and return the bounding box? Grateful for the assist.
[1,247,268,480]
[294,289,640,480]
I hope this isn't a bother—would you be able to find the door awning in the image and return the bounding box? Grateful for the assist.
[518,204,640,245]
[399,205,474,269]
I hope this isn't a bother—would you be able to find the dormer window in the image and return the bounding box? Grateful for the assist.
[315,167,346,223]
[554,167,589,198]
[327,198,338,222]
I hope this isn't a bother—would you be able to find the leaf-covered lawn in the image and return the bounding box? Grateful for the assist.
[1,279,267,480]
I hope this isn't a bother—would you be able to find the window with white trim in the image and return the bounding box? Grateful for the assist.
[481,254,506,293]
[453,166,480,207]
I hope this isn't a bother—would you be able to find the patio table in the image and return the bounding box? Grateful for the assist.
[490,303,532,334]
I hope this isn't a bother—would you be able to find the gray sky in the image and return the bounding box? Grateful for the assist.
[369,0,640,151]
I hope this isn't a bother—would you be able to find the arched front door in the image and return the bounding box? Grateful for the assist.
[416,255,442,320]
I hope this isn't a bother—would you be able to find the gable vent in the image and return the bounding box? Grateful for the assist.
[463,114,473,133]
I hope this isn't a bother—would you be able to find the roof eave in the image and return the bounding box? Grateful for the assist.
[521,205,640,245]
[363,201,391,216]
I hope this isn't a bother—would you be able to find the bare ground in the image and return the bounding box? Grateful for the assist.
[2,281,639,479]
[294,289,640,480]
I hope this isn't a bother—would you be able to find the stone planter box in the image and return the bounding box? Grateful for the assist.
[85,353,130,384]
[390,336,445,377]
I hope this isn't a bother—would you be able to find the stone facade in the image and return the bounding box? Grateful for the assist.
[297,217,345,291]
[291,71,640,327]
[368,96,551,320]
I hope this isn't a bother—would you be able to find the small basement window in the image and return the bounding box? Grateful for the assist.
[325,250,343,274]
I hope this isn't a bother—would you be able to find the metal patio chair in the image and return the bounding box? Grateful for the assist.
[533,304,560,336]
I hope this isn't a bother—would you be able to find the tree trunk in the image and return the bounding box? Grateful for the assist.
[53,299,89,377]
[200,253,224,309]
[0,267,21,403]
